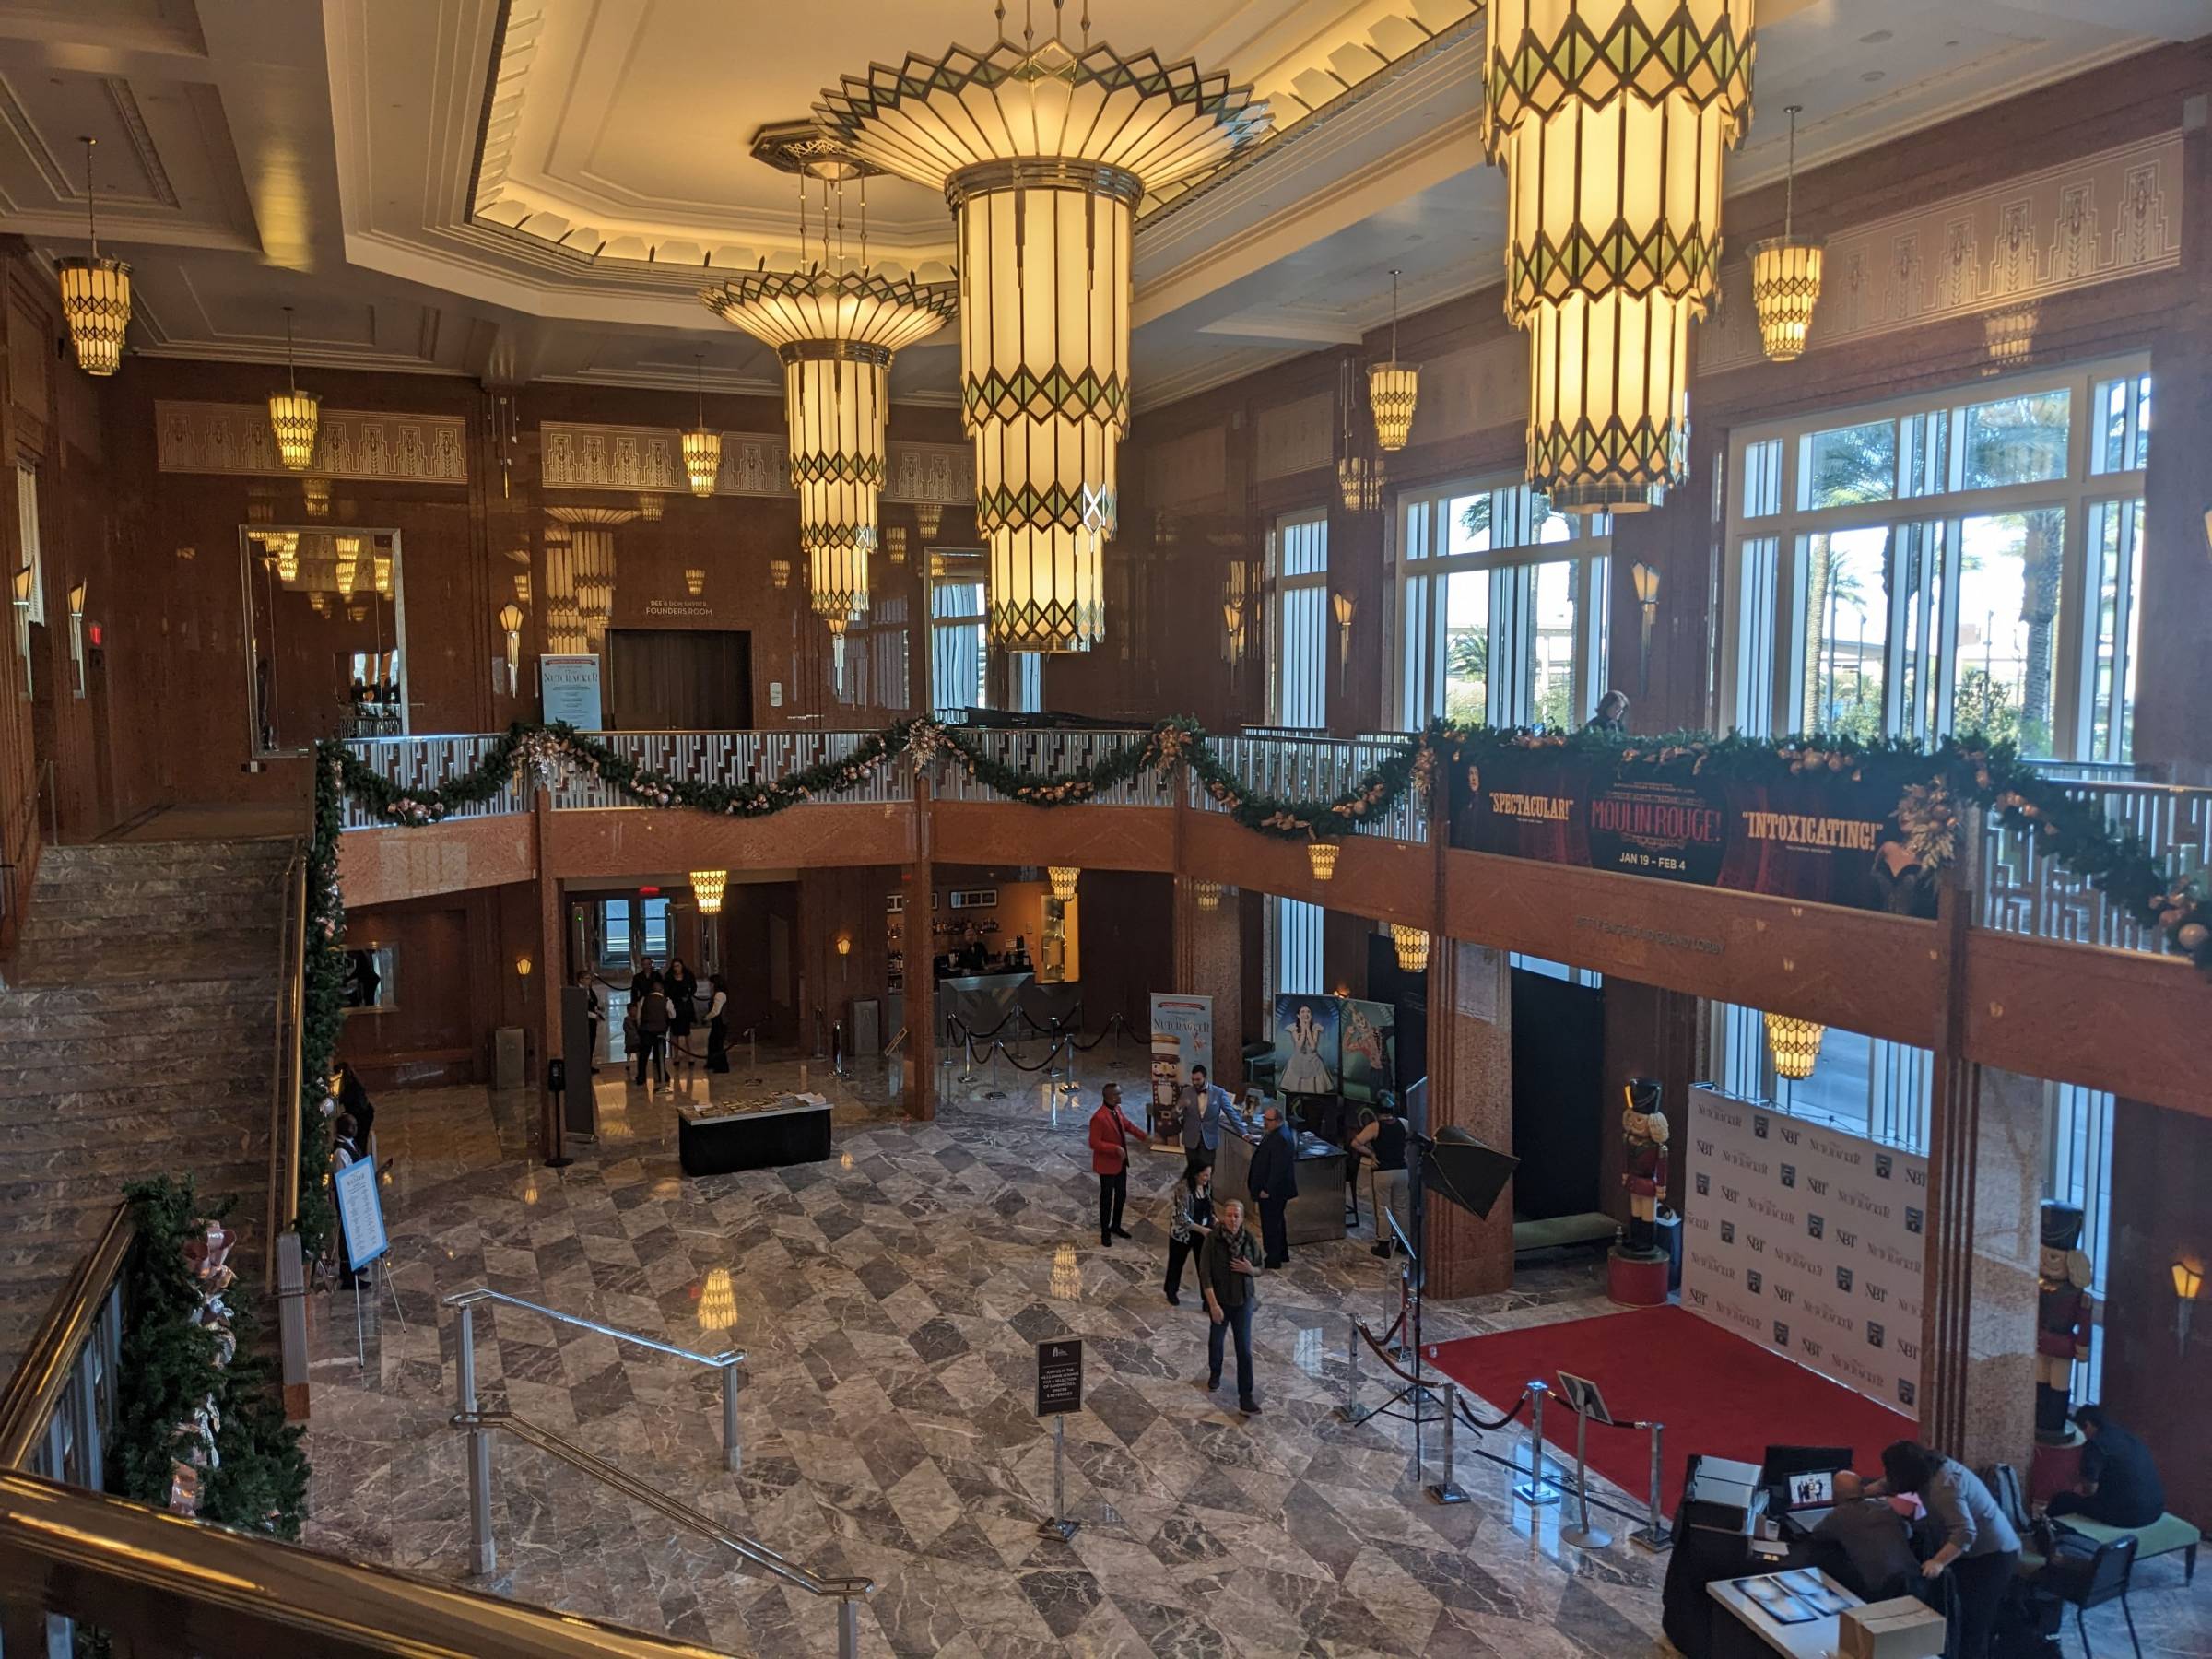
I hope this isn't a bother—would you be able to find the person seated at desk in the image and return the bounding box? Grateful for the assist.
[1794,1470,1921,1603]
[2047,1404,2165,1527]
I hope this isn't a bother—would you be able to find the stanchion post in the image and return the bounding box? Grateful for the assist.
[1514,1379,1562,1507]
[1038,1413,1079,1541]
[1425,1382,1469,1505]
[1631,1421,1671,1551]
[836,1596,862,1659]
[1335,1314,1360,1421]
[1560,1406,1611,1550]
[458,1302,495,1575]
[721,1362,742,1474]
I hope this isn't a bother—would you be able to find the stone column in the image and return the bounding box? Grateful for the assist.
[1423,939,1514,1299]
[1955,1065,2044,1473]
[1171,873,1244,1088]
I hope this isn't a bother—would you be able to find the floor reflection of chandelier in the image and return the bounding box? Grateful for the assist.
[818,10,1269,652]
[704,124,956,673]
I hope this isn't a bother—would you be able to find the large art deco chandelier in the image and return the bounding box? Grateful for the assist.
[818,3,1269,652]
[1748,103,1821,363]
[702,124,957,663]
[1482,0,1754,512]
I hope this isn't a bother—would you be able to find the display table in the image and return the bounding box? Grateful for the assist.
[677,1094,832,1176]
[1705,1569,1861,1659]
[1214,1129,1347,1245]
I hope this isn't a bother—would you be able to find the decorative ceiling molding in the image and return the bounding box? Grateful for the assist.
[1701,131,2183,374]
[155,401,469,484]
[539,421,972,502]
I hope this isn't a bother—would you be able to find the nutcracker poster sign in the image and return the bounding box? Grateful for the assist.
[1449,747,1938,917]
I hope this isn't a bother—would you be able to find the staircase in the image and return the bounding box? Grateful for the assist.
[0,836,295,1374]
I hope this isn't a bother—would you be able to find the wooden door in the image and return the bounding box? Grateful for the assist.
[604,629,752,729]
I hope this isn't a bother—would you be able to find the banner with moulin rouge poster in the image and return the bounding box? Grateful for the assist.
[1447,745,1941,917]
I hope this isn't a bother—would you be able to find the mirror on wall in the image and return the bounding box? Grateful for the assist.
[240,526,408,752]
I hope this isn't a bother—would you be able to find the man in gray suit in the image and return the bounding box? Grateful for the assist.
[1178,1065,1237,1178]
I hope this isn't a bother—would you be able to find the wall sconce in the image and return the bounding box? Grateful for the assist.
[1307,840,1339,882]
[1048,865,1080,901]
[835,933,852,958]
[690,869,726,915]
[684,568,706,598]
[770,558,792,592]
[2176,1259,2203,1356]
[513,572,532,606]
[1630,561,1660,693]
[1194,879,1223,913]
[915,501,942,542]
[884,524,908,565]
[1763,1012,1827,1080]
[514,954,534,979]
[67,582,86,622]
[1390,924,1430,973]
[498,602,524,694]
[1332,592,1356,695]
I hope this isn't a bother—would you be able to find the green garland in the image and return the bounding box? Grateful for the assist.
[1449,725,2212,975]
[111,1176,308,1539]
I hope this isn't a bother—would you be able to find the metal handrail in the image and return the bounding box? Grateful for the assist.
[441,1287,741,1370]
[443,1288,745,1477]
[266,846,310,1284]
[0,1204,132,1471]
[456,1408,872,1657]
[0,1468,735,1659]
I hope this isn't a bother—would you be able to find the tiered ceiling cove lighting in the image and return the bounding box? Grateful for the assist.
[1482,0,1753,512]
[57,136,130,378]
[817,0,1270,653]
[701,123,958,666]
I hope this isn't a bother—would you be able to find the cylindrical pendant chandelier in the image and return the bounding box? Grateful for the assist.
[1048,865,1080,901]
[1368,269,1418,451]
[1390,924,1430,974]
[682,354,722,497]
[1763,1011,1827,1080]
[269,306,321,473]
[818,22,1268,652]
[1748,104,1822,363]
[690,869,728,916]
[1482,0,1754,512]
[58,137,130,378]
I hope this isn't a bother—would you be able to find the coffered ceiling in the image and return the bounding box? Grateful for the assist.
[0,0,2199,408]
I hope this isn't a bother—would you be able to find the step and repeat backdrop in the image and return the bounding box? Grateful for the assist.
[1681,1086,1928,1418]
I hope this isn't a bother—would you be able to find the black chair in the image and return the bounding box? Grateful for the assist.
[2043,1533,2142,1659]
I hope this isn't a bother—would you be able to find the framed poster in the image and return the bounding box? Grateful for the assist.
[1338,998,1396,1104]
[335,1157,390,1273]
[1271,994,1340,1097]
[539,653,603,730]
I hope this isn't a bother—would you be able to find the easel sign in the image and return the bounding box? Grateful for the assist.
[335,1157,390,1273]
[1034,1337,1083,1541]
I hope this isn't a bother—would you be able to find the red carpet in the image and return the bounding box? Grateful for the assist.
[1427,1305,1914,1518]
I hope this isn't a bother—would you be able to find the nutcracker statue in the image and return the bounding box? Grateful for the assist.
[2036,1200,2094,1443]
[1620,1077,1670,1257]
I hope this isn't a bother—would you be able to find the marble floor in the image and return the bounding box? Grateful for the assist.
[298,1049,2209,1657]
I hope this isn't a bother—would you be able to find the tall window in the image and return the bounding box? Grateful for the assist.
[1723,360,2148,761]
[1010,653,1042,713]
[1268,896,1323,1003]
[1396,477,1611,730]
[931,576,987,713]
[1266,510,1329,729]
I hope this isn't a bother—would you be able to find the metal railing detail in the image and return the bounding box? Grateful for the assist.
[0,1469,740,1659]
[453,1411,873,1659]
[547,731,911,810]
[930,726,1173,806]
[341,735,527,829]
[1981,781,2212,952]
[1195,733,1429,842]
[0,1204,130,1482]
[443,1288,743,1474]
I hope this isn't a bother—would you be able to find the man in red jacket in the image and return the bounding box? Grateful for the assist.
[1088,1082,1149,1247]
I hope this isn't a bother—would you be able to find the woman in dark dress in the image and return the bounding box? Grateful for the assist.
[704,973,731,1073]
[665,958,699,1057]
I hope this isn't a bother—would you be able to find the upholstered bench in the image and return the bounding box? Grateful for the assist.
[2049,1513,2201,1583]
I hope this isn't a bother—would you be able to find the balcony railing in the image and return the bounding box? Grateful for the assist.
[1981,778,2212,954]
[545,731,912,810]
[930,726,1175,806]
[342,735,527,830]
[1195,733,1430,843]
